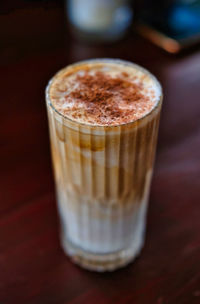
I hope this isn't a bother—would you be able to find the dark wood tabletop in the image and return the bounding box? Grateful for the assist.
[1,2,200,303]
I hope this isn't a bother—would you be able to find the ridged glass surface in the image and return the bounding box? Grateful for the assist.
[46,99,161,270]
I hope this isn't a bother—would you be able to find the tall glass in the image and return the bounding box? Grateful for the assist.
[46,59,162,271]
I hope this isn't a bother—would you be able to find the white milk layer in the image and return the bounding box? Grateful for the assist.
[57,170,152,253]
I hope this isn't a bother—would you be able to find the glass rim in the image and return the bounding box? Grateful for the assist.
[45,58,163,129]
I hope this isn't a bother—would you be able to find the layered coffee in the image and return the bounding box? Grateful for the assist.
[46,59,162,271]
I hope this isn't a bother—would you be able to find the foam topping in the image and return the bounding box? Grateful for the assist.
[49,60,161,126]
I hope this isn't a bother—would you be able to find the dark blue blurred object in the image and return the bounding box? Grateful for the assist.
[137,0,200,52]
[169,1,200,38]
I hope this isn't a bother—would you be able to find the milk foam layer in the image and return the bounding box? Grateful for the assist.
[49,60,161,126]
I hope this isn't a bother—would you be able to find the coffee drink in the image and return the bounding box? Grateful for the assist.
[46,59,162,271]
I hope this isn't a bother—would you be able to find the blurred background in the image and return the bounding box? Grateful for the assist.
[1,1,200,303]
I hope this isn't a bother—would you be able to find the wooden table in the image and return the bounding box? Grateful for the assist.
[1,2,200,303]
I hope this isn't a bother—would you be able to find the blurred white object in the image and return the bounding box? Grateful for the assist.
[68,0,133,42]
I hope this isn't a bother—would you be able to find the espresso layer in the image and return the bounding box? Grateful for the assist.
[49,60,161,126]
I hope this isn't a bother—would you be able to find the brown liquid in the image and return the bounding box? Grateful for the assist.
[46,59,162,271]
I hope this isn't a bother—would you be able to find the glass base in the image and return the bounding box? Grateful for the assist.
[61,233,145,272]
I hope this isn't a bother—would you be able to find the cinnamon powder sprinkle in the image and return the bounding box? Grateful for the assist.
[57,71,155,125]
